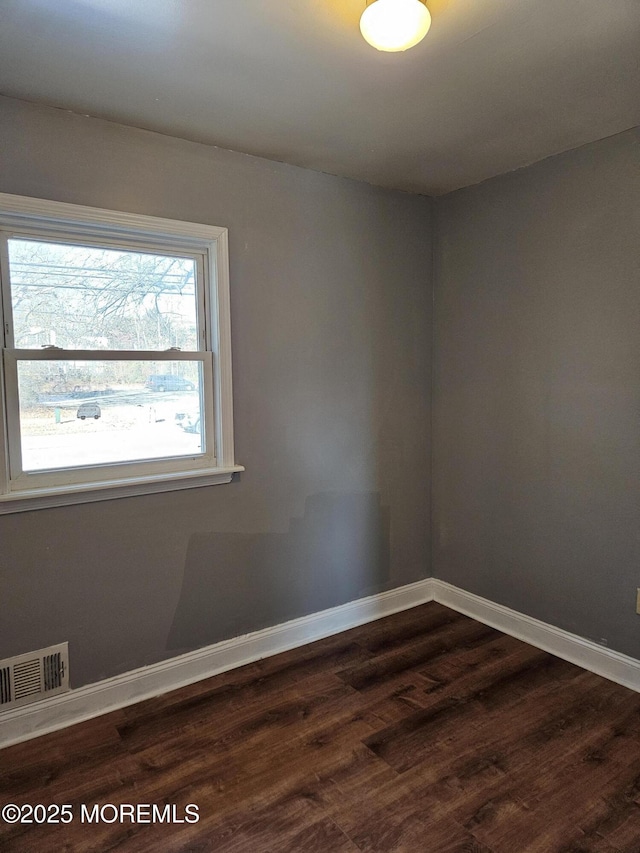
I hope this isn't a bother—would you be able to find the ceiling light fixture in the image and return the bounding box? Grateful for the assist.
[360,0,431,52]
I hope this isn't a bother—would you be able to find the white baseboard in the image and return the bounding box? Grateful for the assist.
[2,576,638,750]
[0,579,435,749]
[432,580,640,693]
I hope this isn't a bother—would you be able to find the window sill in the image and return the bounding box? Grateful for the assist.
[0,465,245,514]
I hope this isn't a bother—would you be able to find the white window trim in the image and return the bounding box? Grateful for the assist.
[0,193,243,514]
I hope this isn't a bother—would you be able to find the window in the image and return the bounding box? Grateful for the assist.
[0,193,242,513]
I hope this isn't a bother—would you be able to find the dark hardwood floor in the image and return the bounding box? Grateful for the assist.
[1,603,640,852]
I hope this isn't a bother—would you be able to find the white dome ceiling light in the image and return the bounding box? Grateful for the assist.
[360,0,432,52]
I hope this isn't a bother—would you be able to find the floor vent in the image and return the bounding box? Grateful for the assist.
[0,643,69,711]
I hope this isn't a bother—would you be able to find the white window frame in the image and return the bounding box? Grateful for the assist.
[0,193,243,514]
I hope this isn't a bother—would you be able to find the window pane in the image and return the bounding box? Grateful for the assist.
[16,360,205,472]
[8,239,198,350]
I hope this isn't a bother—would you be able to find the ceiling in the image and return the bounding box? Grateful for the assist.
[1,0,639,195]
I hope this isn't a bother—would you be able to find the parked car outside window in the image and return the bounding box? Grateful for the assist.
[77,402,101,420]
[146,374,196,392]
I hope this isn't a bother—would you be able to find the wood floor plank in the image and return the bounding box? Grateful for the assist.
[364,652,583,774]
[313,765,495,853]
[181,794,361,853]
[392,679,640,852]
[343,602,462,650]
[586,802,640,853]
[361,632,544,725]
[351,682,637,853]
[336,615,498,693]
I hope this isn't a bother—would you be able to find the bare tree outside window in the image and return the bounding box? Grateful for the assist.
[8,239,198,351]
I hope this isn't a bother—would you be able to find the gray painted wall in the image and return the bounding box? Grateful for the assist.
[0,96,433,687]
[433,127,640,659]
